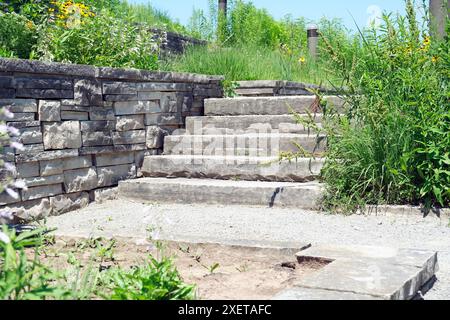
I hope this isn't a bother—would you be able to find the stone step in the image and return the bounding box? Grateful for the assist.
[163,134,326,156]
[118,177,323,209]
[141,155,324,182]
[185,114,323,135]
[204,96,345,116]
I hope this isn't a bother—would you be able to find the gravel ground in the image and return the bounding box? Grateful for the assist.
[46,199,450,300]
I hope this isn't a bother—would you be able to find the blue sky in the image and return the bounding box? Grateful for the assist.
[129,0,425,30]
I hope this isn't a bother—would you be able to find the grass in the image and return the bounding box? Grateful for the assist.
[161,44,332,84]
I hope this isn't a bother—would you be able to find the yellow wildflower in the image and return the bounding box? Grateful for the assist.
[298,57,306,64]
[26,21,34,29]
[432,56,438,63]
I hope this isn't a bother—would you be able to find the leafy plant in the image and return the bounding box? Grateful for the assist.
[0,12,37,58]
[99,255,196,300]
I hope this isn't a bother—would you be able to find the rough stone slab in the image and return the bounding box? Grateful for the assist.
[0,88,15,99]
[163,134,326,156]
[89,108,115,120]
[1,112,35,122]
[15,77,72,90]
[15,144,44,154]
[24,174,64,187]
[97,163,137,188]
[7,121,40,129]
[16,126,43,145]
[0,99,37,112]
[63,155,93,171]
[50,192,90,216]
[235,88,276,96]
[146,126,166,149]
[74,78,102,106]
[60,104,91,112]
[119,177,322,209]
[113,100,160,115]
[136,82,192,92]
[145,113,181,126]
[79,146,115,155]
[22,184,63,201]
[0,76,13,88]
[43,121,81,150]
[112,130,146,145]
[3,197,52,222]
[115,115,145,131]
[16,88,73,99]
[186,115,323,134]
[89,187,118,203]
[0,190,21,206]
[141,155,323,183]
[15,149,79,163]
[81,131,113,147]
[0,147,15,162]
[204,96,345,116]
[103,81,137,95]
[296,245,439,270]
[40,159,63,176]
[39,100,61,122]
[293,258,436,300]
[16,161,39,178]
[61,111,89,121]
[95,152,134,167]
[272,287,379,300]
[104,94,138,102]
[80,120,116,132]
[63,167,98,193]
[113,144,146,152]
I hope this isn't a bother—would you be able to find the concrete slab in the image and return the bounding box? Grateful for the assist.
[273,287,380,300]
[293,258,436,300]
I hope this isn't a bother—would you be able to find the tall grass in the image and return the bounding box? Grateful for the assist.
[316,1,450,212]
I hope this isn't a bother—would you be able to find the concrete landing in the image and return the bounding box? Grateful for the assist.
[274,245,438,300]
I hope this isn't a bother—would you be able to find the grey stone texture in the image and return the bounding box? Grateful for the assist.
[0,57,222,221]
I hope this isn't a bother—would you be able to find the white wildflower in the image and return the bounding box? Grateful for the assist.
[0,231,10,244]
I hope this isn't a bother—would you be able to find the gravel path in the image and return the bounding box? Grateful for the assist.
[46,199,450,300]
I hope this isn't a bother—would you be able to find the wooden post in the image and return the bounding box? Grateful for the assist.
[219,0,227,18]
[218,0,228,43]
[429,0,449,39]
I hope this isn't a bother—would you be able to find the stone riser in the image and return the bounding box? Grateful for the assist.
[204,96,345,116]
[118,177,323,209]
[185,114,323,135]
[141,155,324,182]
[163,134,326,156]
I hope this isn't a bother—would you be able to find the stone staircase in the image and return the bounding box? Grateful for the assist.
[118,95,345,209]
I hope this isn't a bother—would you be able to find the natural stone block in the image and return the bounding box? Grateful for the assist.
[97,163,136,188]
[0,88,15,99]
[63,155,92,171]
[16,161,39,178]
[0,99,37,112]
[89,187,118,203]
[43,121,81,150]
[95,152,134,167]
[61,111,89,120]
[17,89,73,99]
[15,77,72,90]
[146,126,166,149]
[115,115,145,131]
[39,100,61,121]
[82,131,113,146]
[79,146,115,155]
[103,81,137,95]
[5,197,52,222]
[7,121,40,129]
[74,78,102,106]
[136,82,192,92]
[0,190,21,206]
[0,147,15,162]
[114,144,146,152]
[24,174,64,187]
[40,159,63,176]
[61,104,91,112]
[50,192,90,216]
[16,126,43,145]
[145,113,181,126]
[113,100,160,115]
[112,130,146,145]
[0,76,13,88]
[64,167,98,193]
[15,149,79,162]
[104,94,138,102]
[22,184,63,201]
[80,120,116,132]
[89,108,115,120]
[1,112,35,122]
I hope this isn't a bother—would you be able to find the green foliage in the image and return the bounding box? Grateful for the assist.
[318,2,450,212]
[99,255,196,300]
[36,10,159,70]
[0,12,36,58]
[0,226,70,300]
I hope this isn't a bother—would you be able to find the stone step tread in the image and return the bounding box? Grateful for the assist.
[118,177,323,209]
[141,155,324,183]
[165,133,325,138]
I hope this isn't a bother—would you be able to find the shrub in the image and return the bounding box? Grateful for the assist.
[317,1,449,212]
[36,9,159,70]
[0,12,36,58]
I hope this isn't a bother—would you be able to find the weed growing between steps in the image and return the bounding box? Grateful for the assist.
[287,2,449,213]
